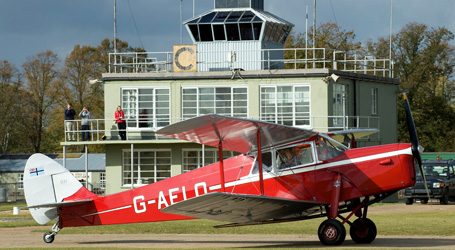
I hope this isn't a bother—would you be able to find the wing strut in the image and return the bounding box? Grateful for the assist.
[218,140,226,192]
[256,129,264,196]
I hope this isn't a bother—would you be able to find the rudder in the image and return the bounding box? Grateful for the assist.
[24,153,89,224]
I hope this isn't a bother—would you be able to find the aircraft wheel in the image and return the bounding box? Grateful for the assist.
[349,218,377,244]
[318,219,346,245]
[440,190,449,205]
[405,198,413,205]
[43,232,55,243]
[420,198,428,204]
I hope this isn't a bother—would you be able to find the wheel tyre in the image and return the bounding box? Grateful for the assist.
[405,198,413,205]
[420,198,428,204]
[349,218,377,244]
[440,191,449,205]
[318,219,346,245]
[43,232,55,243]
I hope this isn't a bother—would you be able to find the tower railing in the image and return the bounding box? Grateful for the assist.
[108,48,393,77]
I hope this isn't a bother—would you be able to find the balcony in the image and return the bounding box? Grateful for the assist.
[108,47,393,77]
[62,116,380,144]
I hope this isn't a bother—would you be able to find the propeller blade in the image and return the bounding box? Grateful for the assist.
[403,93,430,201]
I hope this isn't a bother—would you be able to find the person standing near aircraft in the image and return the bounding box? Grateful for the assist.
[115,105,126,140]
[64,103,76,141]
[79,107,91,141]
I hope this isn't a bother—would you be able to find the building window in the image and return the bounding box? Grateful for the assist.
[99,172,106,189]
[122,88,170,130]
[182,148,236,173]
[260,85,310,126]
[333,84,347,127]
[371,88,378,115]
[182,87,248,119]
[17,174,24,190]
[122,149,171,186]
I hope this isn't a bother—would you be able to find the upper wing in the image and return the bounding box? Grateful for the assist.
[161,192,322,224]
[157,114,317,154]
[326,129,379,144]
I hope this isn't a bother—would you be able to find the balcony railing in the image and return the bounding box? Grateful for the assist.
[63,116,380,143]
[108,48,393,77]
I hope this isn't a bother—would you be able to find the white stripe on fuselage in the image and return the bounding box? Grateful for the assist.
[209,147,413,191]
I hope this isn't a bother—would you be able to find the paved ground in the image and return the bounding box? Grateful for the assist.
[1,203,455,249]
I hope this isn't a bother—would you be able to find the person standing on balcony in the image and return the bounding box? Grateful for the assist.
[115,105,126,140]
[79,107,91,141]
[64,103,76,141]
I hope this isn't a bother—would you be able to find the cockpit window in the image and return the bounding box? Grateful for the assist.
[252,151,273,174]
[276,143,314,170]
[316,135,347,161]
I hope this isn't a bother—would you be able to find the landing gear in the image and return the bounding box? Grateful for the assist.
[43,220,61,243]
[405,198,414,205]
[43,232,55,243]
[349,218,377,244]
[318,219,346,245]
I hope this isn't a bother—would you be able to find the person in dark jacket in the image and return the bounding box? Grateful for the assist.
[65,103,76,141]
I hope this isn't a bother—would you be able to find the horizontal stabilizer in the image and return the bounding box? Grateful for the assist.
[162,192,321,224]
[25,199,93,209]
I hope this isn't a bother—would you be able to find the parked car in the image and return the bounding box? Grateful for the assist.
[404,159,455,205]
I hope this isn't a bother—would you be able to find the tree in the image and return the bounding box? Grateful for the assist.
[22,50,63,153]
[285,22,361,69]
[0,60,30,153]
[371,23,455,152]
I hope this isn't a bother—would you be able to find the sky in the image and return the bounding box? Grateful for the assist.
[1,0,454,69]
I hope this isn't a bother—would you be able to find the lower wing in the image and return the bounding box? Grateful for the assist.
[162,192,322,224]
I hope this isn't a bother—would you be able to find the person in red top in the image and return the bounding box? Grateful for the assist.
[115,105,126,140]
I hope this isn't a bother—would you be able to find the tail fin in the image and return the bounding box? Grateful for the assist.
[24,153,92,224]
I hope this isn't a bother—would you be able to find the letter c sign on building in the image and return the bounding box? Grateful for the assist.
[173,45,197,72]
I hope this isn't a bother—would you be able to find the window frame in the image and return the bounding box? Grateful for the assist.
[121,87,171,131]
[260,84,311,127]
[122,149,172,186]
[182,86,248,119]
[371,87,378,115]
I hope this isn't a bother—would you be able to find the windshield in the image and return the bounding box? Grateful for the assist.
[417,165,450,177]
[316,135,347,161]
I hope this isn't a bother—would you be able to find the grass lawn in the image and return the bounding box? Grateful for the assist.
[1,202,454,236]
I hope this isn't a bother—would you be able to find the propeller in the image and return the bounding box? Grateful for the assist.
[403,93,430,200]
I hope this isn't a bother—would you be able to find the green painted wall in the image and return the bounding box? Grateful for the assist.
[103,74,397,194]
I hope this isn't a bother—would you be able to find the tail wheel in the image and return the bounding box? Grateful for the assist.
[318,219,346,245]
[349,218,377,244]
[43,232,55,243]
[420,198,428,204]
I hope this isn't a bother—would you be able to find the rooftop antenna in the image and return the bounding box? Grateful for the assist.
[114,0,117,53]
[180,0,183,44]
[313,0,316,68]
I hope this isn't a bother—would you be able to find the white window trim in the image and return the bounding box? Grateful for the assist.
[371,88,378,115]
[121,87,171,131]
[259,84,311,128]
[181,86,249,118]
[121,148,172,187]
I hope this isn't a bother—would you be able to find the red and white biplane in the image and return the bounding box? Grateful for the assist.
[24,94,425,245]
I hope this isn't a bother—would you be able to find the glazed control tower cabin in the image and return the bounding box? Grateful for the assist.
[63,0,399,195]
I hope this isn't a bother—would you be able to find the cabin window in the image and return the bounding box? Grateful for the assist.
[260,85,310,127]
[122,88,170,130]
[122,149,171,186]
[252,151,273,174]
[316,135,347,161]
[276,143,314,170]
[182,148,235,173]
[182,86,248,119]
